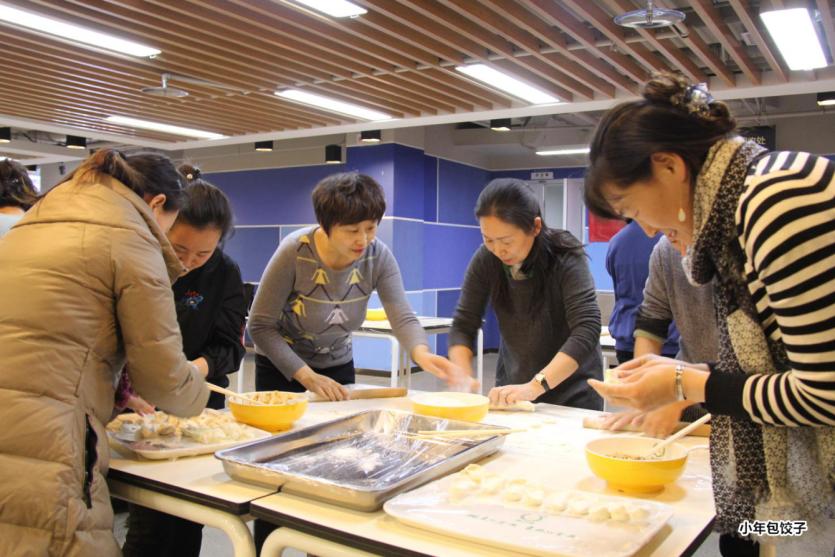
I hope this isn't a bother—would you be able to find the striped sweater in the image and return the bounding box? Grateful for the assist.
[712,151,835,426]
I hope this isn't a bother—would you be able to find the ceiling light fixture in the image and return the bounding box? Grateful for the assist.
[490,118,512,131]
[291,0,366,18]
[66,135,87,150]
[325,144,343,164]
[817,92,835,107]
[760,8,828,71]
[255,140,274,152]
[0,127,10,143]
[106,116,225,139]
[276,89,392,121]
[456,64,560,105]
[614,0,685,29]
[536,146,590,156]
[360,130,381,143]
[0,4,160,57]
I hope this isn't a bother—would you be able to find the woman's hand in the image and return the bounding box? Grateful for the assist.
[589,356,681,411]
[412,345,472,386]
[489,380,544,407]
[125,394,155,415]
[602,400,694,438]
[294,367,349,401]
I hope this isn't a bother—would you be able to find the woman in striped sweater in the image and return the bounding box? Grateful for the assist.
[584,73,834,557]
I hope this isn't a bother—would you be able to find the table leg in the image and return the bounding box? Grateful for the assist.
[476,328,484,394]
[108,479,256,557]
[261,526,376,557]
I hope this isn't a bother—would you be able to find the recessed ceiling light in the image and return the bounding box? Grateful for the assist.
[490,118,512,132]
[536,147,590,156]
[0,127,10,143]
[106,116,225,139]
[760,8,827,71]
[817,92,835,107]
[66,135,87,149]
[325,144,343,164]
[276,89,392,121]
[291,0,366,18]
[0,4,160,57]
[255,140,274,152]
[456,64,560,105]
[360,130,381,143]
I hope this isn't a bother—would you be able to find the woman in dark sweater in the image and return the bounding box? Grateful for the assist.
[122,166,246,557]
[448,179,603,410]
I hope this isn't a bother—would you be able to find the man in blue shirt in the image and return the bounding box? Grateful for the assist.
[605,220,679,364]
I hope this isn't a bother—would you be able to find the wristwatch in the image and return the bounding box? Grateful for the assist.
[534,372,550,392]
[674,364,686,401]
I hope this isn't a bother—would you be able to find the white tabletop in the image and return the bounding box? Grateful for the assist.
[251,398,716,557]
[360,316,453,331]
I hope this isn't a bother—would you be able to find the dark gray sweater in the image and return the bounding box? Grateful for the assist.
[449,245,603,410]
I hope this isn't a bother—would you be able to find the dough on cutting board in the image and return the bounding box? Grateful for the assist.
[523,487,545,507]
[502,484,524,502]
[489,400,536,412]
[567,499,591,516]
[588,503,611,522]
[481,475,504,495]
[449,477,478,500]
[608,503,629,522]
[462,463,486,483]
[627,504,649,521]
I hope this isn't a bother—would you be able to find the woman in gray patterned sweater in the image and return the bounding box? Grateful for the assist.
[249,172,465,401]
[585,73,834,557]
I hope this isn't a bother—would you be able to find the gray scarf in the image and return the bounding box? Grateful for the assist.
[684,137,835,549]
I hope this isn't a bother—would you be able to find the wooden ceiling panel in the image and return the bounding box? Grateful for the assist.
[0,0,831,147]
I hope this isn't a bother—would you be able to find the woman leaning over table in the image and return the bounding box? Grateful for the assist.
[121,166,247,557]
[584,72,834,556]
[448,178,603,410]
[0,149,208,556]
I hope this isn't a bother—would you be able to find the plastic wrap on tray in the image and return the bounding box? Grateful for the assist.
[216,409,507,510]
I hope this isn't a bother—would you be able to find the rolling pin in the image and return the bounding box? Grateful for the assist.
[307,387,407,402]
[582,415,711,437]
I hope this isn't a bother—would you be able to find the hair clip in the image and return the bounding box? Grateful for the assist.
[681,83,713,117]
[186,173,194,180]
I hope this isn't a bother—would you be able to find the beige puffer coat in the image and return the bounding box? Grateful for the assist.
[0,176,209,556]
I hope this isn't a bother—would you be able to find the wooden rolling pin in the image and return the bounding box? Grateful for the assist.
[582,416,711,437]
[307,387,407,402]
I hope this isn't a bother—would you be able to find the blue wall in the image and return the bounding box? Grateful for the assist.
[210,144,603,371]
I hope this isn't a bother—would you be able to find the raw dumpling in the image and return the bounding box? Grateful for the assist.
[481,475,505,495]
[588,503,610,522]
[462,463,486,483]
[449,477,478,500]
[502,484,524,502]
[523,487,545,507]
[567,499,590,516]
[544,492,569,513]
[608,503,629,522]
[627,504,649,521]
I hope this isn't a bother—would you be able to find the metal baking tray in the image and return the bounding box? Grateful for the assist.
[215,409,507,511]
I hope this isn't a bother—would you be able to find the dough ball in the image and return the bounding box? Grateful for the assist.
[481,475,505,495]
[567,499,590,516]
[523,487,545,507]
[588,503,610,522]
[449,478,478,500]
[608,503,629,522]
[502,484,524,502]
[627,504,649,522]
[462,463,485,483]
[544,492,569,513]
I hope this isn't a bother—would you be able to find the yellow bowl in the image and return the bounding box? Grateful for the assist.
[411,392,489,422]
[228,391,308,432]
[365,307,387,321]
[585,436,688,494]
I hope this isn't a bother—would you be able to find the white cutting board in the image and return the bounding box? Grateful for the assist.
[108,426,269,460]
[384,474,673,557]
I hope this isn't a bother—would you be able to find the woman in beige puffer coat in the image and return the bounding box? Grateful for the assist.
[0,149,209,556]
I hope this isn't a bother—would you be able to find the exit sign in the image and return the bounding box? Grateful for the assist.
[531,171,554,180]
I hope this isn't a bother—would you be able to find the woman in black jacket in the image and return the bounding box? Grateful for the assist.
[122,166,247,557]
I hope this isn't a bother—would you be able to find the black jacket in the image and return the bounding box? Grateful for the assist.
[173,248,246,407]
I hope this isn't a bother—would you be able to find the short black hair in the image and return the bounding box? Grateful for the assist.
[311,172,386,234]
